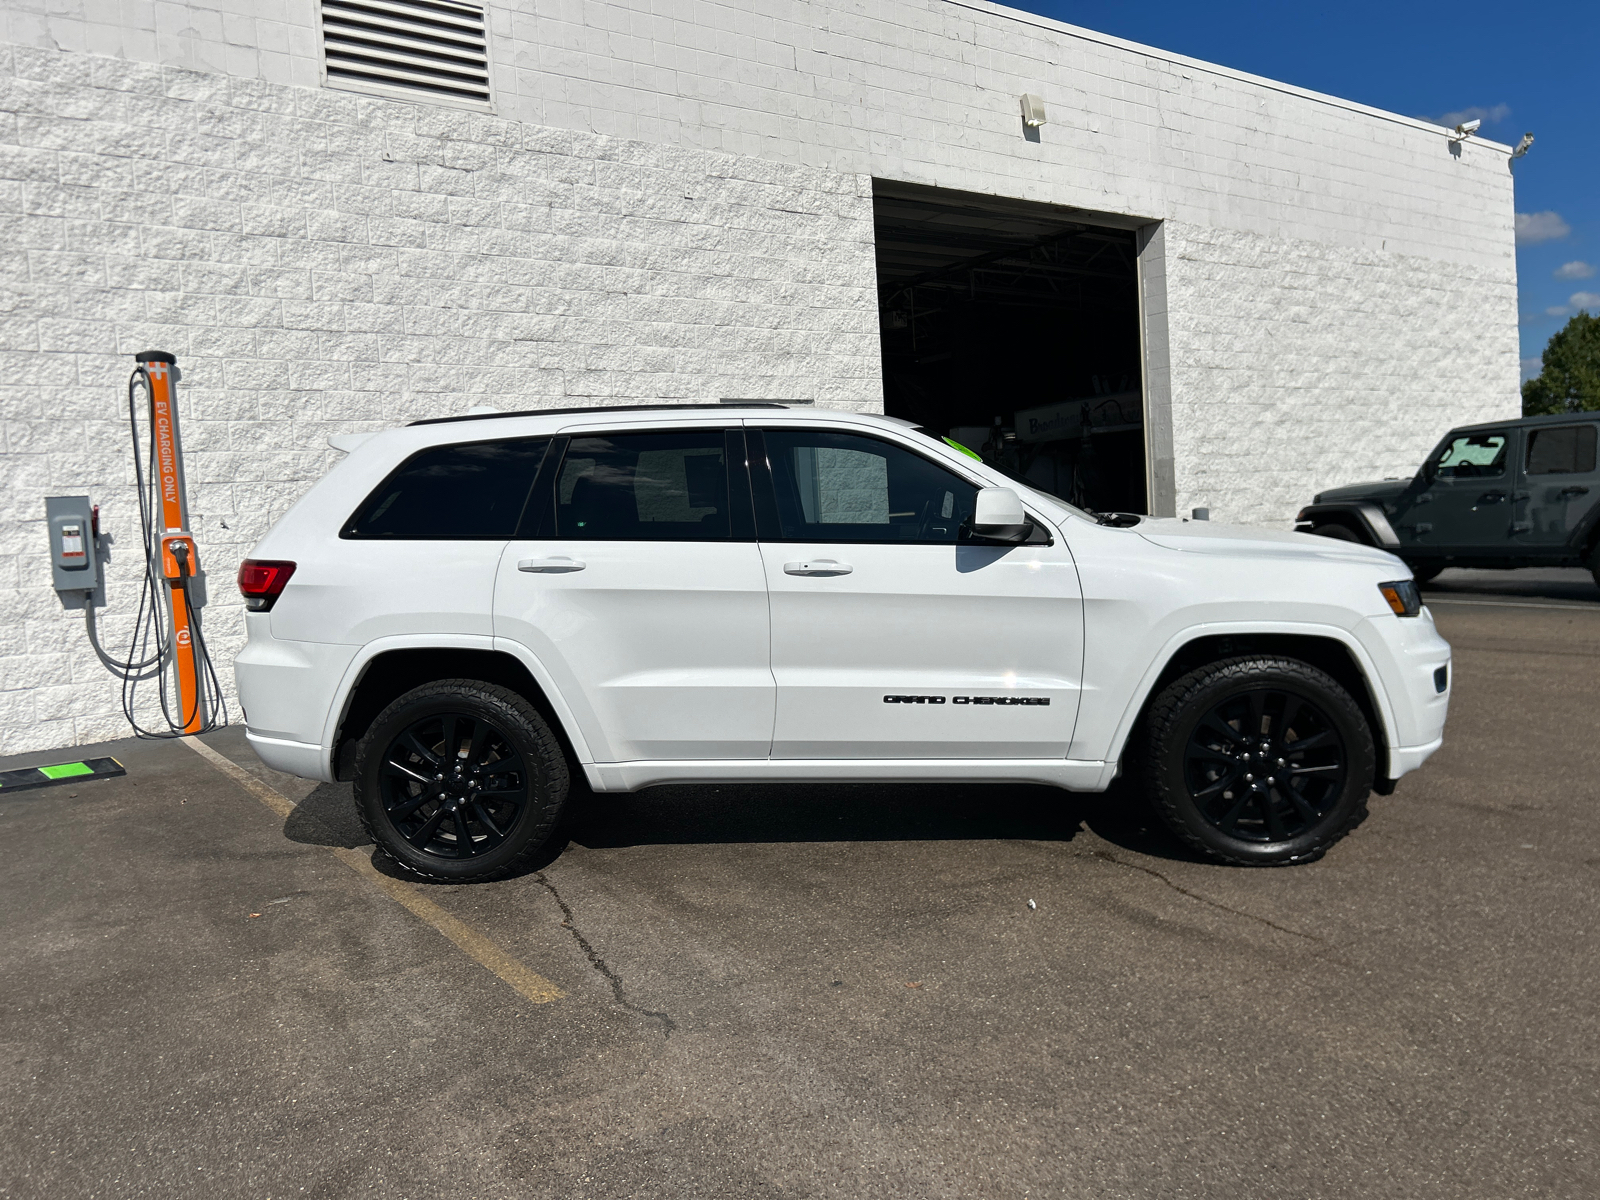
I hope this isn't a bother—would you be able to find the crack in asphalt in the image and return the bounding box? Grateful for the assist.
[534,872,677,1039]
[1087,850,1323,944]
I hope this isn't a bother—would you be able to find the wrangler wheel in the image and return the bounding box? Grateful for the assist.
[354,679,569,882]
[1141,656,1375,866]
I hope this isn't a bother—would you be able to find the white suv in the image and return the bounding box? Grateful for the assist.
[235,405,1451,880]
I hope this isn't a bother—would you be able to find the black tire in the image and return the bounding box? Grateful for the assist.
[1141,656,1375,866]
[1310,523,1361,543]
[1410,563,1444,584]
[353,679,569,882]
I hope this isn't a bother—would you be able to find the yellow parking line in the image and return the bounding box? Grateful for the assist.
[181,737,564,1005]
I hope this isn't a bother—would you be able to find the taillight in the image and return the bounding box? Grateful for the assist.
[238,559,296,612]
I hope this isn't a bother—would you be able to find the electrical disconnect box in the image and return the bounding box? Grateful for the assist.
[46,495,100,601]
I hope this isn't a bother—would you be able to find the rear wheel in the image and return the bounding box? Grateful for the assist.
[1410,563,1443,584]
[1310,523,1361,543]
[1141,656,1375,866]
[354,679,569,882]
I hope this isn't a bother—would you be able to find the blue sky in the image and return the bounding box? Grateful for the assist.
[1009,0,1598,380]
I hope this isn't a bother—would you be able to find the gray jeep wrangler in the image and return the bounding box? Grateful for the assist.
[1295,413,1600,586]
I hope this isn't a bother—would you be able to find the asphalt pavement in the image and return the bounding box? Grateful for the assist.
[2,568,1597,1199]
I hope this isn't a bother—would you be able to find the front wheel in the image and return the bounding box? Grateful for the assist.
[354,679,569,882]
[1141,656,1375,866]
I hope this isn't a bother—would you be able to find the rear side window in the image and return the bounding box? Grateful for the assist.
[554,431,731,540]
[1524,425,1597,475]
[342,438,550,539]
[1435,433,1508,479]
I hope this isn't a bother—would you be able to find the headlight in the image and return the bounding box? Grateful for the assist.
[1378,580,1421,617]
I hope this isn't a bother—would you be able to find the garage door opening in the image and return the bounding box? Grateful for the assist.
[874,181,1147,514]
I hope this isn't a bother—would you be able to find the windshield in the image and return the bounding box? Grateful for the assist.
[909,427,1103,523]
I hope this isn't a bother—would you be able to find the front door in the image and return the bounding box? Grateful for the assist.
[750,427,1083,760]
[1399,428,1519,556]
[494,427,774,762]
[1513,421,1600,553]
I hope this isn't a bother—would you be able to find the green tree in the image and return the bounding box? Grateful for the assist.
[1523,311,1600,415]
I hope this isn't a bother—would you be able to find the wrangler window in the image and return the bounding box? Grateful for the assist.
[1524,425,1597,475]
[1435,433,1508,480]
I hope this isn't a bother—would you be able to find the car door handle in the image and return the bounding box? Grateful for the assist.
[1477,491,1507,503]
[518,556,586,573]
[1559,486,1590,498]
[784,560,853,576]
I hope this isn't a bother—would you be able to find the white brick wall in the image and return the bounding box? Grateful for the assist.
[0,43,881,753]
[0,0,1523,753]
[1163,220,1520,518]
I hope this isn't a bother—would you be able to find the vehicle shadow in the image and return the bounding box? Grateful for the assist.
[278,775,1213,874]
[565,775,1208,865]
[1422,567,1599,604]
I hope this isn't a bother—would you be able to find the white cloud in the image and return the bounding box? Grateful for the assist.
[1521,356,1543,382]
[1546,305,1571,318]
[1571,292,1600,310]
[1555,261,1596,280]
[1516,211,1572,246]
[1429,103,1512,128]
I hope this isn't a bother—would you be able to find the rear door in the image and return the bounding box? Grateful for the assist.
[1513,421,1600,553]
[493,425,774,763]
[750,425,1083,760]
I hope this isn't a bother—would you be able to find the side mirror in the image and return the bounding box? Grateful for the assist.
[970,487,1030,542]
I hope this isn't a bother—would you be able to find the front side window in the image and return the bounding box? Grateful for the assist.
[343,437,549,539]
[761,430,977,543]
[1524,425,1598,476]
[1435,433,1508,480]
[554,431,731,540]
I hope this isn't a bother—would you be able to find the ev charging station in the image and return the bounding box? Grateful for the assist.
[45,350,227,739]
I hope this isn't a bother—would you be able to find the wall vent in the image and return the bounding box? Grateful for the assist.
[320,0,490,106]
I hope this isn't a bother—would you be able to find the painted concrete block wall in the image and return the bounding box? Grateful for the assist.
[1162,220,1521,519]
[0,0,1525,753]
[0,43,881,754]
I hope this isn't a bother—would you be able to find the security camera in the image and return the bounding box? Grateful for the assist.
[1455,118,1482,136]
[1511,132,1534,159]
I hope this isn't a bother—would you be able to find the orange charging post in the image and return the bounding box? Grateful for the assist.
[135,351,206,733]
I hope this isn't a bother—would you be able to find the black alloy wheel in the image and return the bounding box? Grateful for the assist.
[354,679,569,881]
[1142,656,1376,865]
[1183,688,1345,843]
[378,711,527,860]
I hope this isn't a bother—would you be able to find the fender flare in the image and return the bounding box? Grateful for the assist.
[320,633,598,775]
[1294,502,1400,550]
[1101,619,1402,776]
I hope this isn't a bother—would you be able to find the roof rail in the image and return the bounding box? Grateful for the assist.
[408,402,791,427]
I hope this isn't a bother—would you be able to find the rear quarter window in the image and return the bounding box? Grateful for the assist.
[342,438,550,539]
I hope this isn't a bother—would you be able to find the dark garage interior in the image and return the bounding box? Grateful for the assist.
[873,181,1148,514]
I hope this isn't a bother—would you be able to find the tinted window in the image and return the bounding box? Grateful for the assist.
[343,438,549,539]
[1435,433,1508,479]
[1525,425,1597,475]
[761,430,977,543]
[554,431,730,540]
